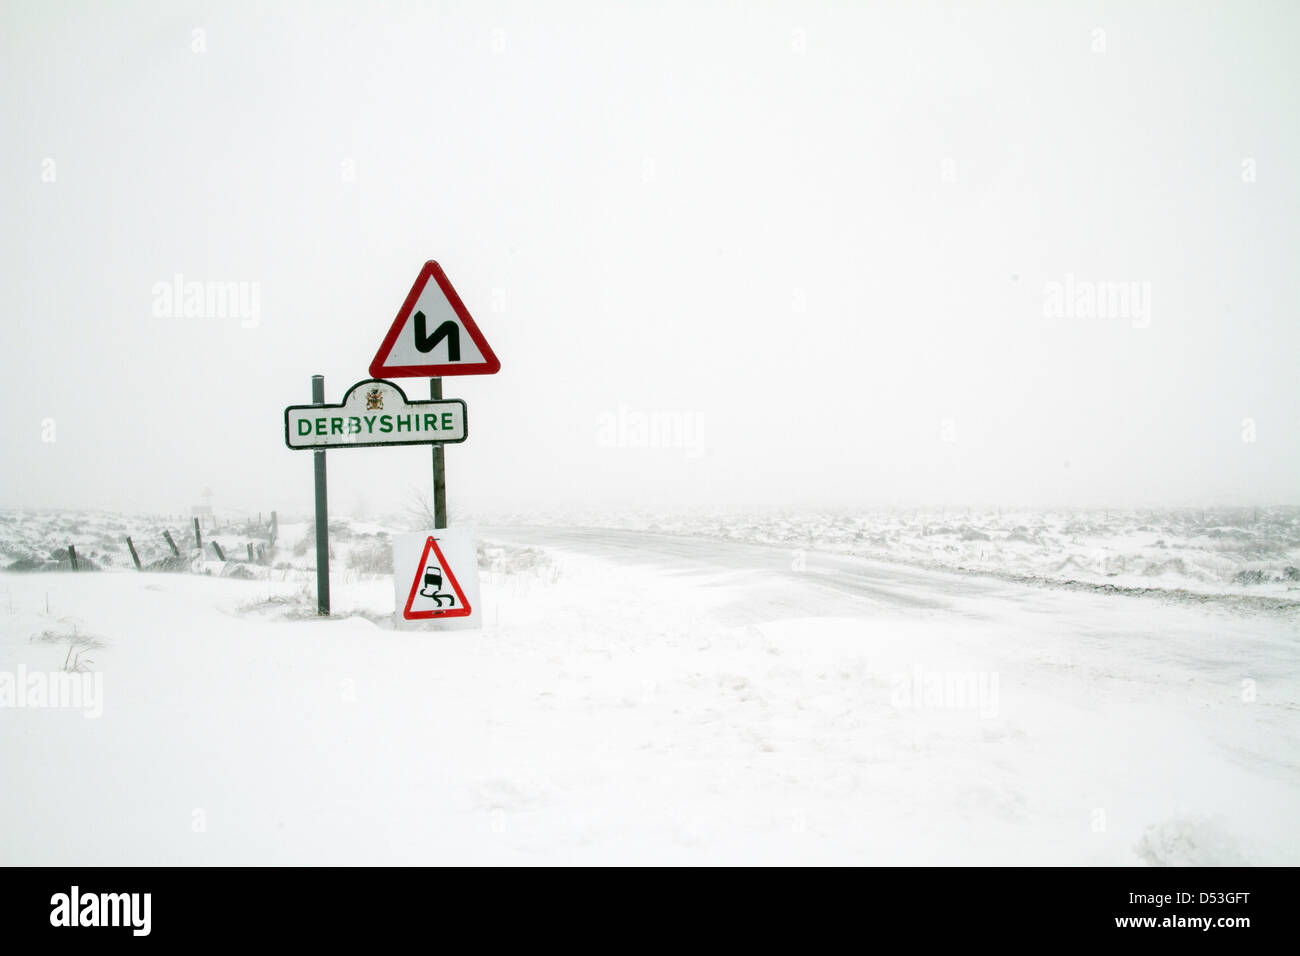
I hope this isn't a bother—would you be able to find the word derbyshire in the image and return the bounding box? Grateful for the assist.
[50,886,151,936]
[296,412,455,437]
[284,379,467,450]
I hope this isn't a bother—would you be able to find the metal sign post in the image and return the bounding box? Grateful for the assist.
[312,374,330,616]
[431,378,447,529]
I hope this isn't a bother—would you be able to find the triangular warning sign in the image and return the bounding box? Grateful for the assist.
[402,536,473,620]
[369,261,501,378]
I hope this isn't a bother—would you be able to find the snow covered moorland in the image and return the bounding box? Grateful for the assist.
[1,508,1297,865]
[504,507,1300,608]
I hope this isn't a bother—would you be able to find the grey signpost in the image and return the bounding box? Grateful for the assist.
[312,374,330,616]
[431,378,447,529]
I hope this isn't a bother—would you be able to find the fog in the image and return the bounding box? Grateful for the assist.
[3,1,1296,519]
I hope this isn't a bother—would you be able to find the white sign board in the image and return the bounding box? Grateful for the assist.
[392,529,481,630]
[285,379,466,450]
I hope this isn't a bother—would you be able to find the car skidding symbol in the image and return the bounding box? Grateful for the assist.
[418,565,454,607]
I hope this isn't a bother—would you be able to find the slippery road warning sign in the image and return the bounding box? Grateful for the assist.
[404,536,470,619]
[369,261,501,378]
[392,529,480,628]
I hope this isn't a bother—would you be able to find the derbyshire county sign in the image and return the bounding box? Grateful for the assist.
[284,378,467,450]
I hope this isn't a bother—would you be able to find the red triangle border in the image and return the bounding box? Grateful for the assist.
[402,536,473,620]
[369,261,501,378]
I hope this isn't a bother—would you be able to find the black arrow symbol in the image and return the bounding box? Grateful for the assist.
[413,311,460,360]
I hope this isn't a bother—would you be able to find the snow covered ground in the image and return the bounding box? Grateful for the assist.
[488,507,1300,606]
[1,510,1297,865]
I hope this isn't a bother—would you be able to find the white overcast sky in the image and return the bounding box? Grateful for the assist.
[2,0,1296,517]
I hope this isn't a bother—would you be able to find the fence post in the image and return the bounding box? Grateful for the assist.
[163,530,179,556]
[193,518,202,554]
[211,541,225,561]
[68,545,77,571]
[247,542,254,562]
[126,536,142,570]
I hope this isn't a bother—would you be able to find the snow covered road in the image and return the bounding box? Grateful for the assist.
[1,525,1297,865]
